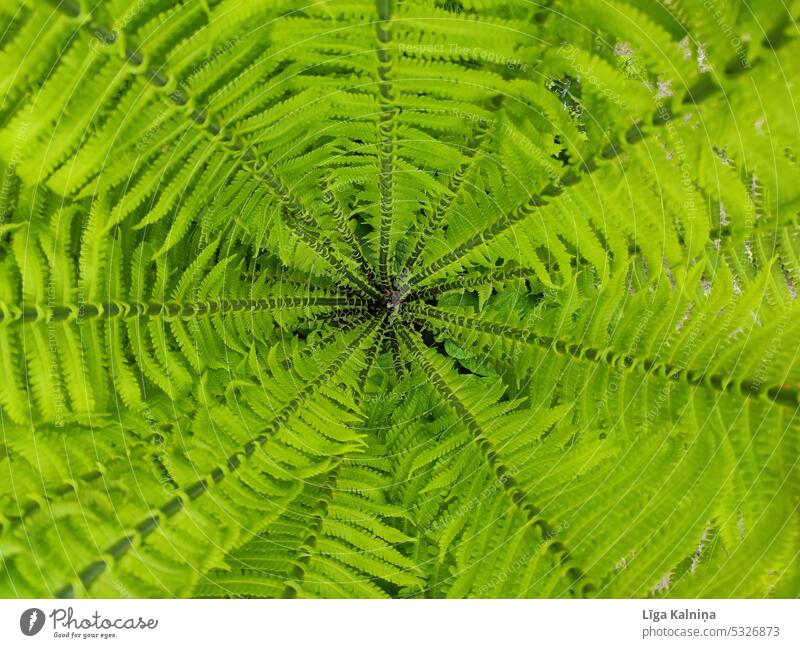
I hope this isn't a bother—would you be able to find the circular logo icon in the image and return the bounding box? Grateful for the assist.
[20,608,45,636]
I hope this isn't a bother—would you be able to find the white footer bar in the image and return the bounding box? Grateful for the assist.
[0,599,796,647]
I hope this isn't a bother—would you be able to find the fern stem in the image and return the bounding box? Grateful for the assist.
[407,193,547,289]
[409,303,800,409]
[312,307,375,329]
[0,296,370,326]
[321,187,379,287]
[0,469,104,533]
[44,1,250,168]
[413,266,542,301]
[387,328,407,378]
[281,470,341,598]
[398,329,589,594]
[282,216,381,298]
[54,320,382,598]
[282,325,387,597]
[0,319,371,537]
[375,0,397,287]
[268,187,380,298]
[44,0,378,295]
[405,27,796,292]
[402,122,491,273]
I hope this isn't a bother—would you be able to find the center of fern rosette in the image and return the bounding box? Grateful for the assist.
[384,272,411,323]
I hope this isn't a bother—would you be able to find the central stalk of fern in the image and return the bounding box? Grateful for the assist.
[382,271,410,323]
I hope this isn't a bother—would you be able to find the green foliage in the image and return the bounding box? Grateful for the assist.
[0,0,798,598]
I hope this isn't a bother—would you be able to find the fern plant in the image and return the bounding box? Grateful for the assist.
[0,0,798,599]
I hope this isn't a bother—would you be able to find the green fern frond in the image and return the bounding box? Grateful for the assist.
[0,0,798,600]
